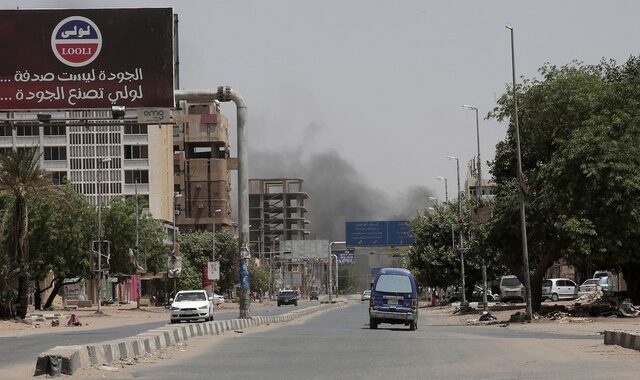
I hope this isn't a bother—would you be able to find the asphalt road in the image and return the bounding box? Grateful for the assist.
[125,302,640,380]
[0,300,313,369]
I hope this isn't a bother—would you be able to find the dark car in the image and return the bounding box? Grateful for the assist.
[309,290,319,300]
[277,290,298,306]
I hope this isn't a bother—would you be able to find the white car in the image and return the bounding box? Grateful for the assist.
[213,293,225,305]
[542,278,578,301]
[361,290,371,301]
[170,290,214,323]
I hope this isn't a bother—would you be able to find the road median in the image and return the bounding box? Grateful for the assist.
[33,302,343,376]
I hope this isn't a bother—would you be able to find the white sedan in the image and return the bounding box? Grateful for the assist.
[170,290,214,323]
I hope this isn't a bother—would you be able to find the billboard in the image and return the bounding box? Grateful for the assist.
[280,240,329,259]
[345,221,416,246]
[0,8,174,110]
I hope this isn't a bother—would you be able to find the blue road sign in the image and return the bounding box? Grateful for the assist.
[345,221,415,246]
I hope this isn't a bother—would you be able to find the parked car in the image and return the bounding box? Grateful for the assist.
[542,278,578,301]
[471,286,498,302]
[277,290,299,306]
[212,293,225,305]
[309,290,319,300]
[578,278,600,296]
[361,290,371,301]
[170,290,214,323]
[369,268,419,331]
[592,271,627,295]
[500,275,525,302]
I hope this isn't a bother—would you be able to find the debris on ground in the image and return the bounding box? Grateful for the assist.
[618,300,640,318]
[67,313,82,326]
[50,319,59,327]
[509,312,528,323]
[479,311,497,322]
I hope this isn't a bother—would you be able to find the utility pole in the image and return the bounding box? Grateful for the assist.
[447,156,466,306]
[328,241,345,302]
[135,179,140,309]
[507,25,533,320]
[96,157,111,314]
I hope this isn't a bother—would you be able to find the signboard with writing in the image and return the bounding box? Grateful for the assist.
[0,8,174,110]
[280,240,330,259]
[333,249,356,265]
[207,261,220,281]
[345,221,416,246]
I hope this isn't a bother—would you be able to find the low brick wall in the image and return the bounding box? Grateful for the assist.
[604,330,640,351]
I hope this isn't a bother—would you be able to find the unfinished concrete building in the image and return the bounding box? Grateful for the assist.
[173,101,234,233]
[249,178,310,260]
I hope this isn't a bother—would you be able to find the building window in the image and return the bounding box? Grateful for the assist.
[0,125,12,136]
[124,145,148,159]
[51,171,67,185]
[173,125,180,137]
[44,146,67,161]
[43,125,66,136]
[125,170,149,184]
[16,125,39,136]
[124,124,148,134]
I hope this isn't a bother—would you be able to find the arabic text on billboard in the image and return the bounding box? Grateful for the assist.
[345,221,415,246]
[333,249,355,265]
[0,8,174,110]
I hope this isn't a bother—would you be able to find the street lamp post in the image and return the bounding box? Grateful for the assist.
[447,155,466,306]
[436,176,448,202]
[135,179,141,309]
[328,241,345,302]
[462,104,489,311]
[211,209,222,261]
[331,254,339,297]
[172,192,182,297]
[507,25,533,320]
[96,157,111,314]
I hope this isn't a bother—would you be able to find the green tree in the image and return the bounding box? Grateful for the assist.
[249,261,270,295]
[28,183,97,309]
[0,148,57,318]
[409,200,502,301]
[488,59,640,308]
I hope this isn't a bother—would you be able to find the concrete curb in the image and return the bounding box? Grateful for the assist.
[34,302,342,376]
[604,330,640,351]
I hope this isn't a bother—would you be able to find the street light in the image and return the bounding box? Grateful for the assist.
[96,157,111,314]
[328,241,345,302]
[447,155,466,307]
[507,25,533,320]
[211,209,222,261]
[331,253,339,297]
[462,105,491,311]
[436,176,448,202]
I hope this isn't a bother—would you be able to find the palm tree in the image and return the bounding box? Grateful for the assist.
[0,147,54,319]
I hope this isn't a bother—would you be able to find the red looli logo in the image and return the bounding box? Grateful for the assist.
[51,16,102,67]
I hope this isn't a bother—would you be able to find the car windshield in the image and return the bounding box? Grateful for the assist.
[280,291,295,296]
[374,274,412,293]
[583,279,598,285]
[502,277,522,287]
[175,292,206,302]
[542,280,552,287]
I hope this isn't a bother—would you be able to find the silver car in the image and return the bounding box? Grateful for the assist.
[542,278,578,302]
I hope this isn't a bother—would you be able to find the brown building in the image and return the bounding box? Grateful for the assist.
[249,178,310,260]
[172,101,234,233]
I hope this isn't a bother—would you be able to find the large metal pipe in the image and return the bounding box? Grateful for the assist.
[174,87,250,318]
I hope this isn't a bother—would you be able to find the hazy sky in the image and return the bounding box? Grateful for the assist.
[4,0,640,204]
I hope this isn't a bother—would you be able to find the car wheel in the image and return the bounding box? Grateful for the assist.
[277,302,281,307]
[409,321,417,331]
[294,301,298,306]
[551,293,559,302]
[369,318,378,329]
[170,319,178,324]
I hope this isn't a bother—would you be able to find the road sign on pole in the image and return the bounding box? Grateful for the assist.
[207,261,220,281]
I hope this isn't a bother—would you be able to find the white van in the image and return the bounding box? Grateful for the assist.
[499,275,524,302]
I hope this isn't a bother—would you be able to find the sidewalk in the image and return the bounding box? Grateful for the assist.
[0,300,277,337]
[423,301,640,336]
